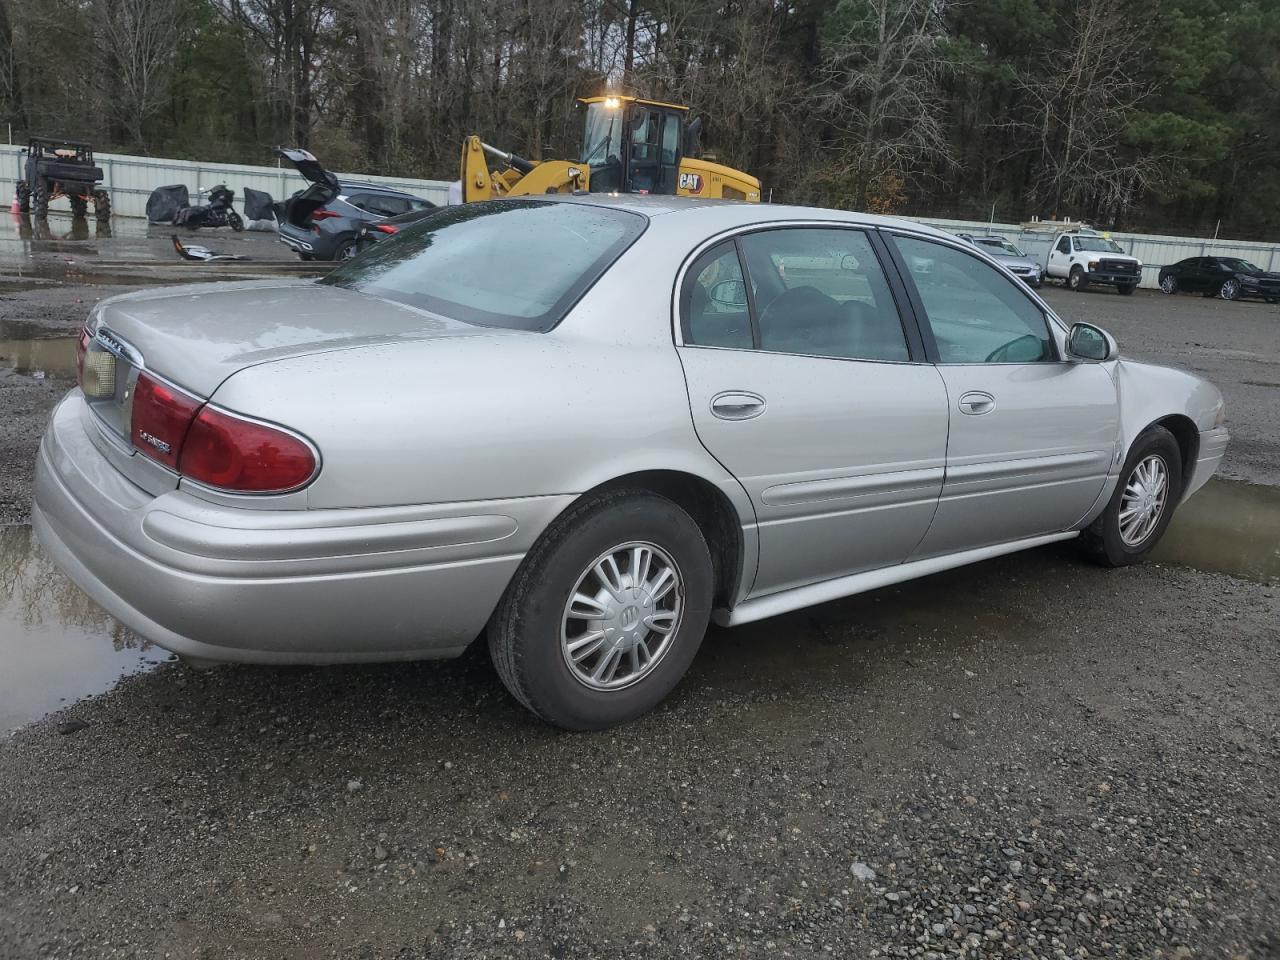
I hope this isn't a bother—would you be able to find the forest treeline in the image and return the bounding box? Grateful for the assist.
[1,0,1277,237]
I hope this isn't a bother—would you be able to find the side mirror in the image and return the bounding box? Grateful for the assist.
[709,278,748,307]
[1067,322,1117,362]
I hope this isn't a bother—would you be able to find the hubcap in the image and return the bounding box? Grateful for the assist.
[1160,276,1175,293]
[1222,280,1238,299]
[1118,454,1169,546]
[560,541,684,691]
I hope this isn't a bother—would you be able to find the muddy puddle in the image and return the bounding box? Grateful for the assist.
[0,335,78,378]
[0,525,164,734]
[1153,477,1280,583]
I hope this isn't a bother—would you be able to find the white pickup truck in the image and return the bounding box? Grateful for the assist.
[1044,229,1142,295]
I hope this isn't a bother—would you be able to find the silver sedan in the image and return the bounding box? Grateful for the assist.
[34,197,1229,729]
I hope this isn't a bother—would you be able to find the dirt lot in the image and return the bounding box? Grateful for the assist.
[1,230,1278,959]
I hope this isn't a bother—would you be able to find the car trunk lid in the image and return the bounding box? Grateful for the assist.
[87,279,505,401]
[276,146,339,227]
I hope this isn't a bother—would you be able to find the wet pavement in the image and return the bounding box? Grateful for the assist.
[0,476,1272,738]
[0,526,163,735]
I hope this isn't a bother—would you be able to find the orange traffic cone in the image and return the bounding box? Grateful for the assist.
[10,192,20,215]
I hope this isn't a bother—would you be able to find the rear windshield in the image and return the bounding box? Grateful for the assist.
[321,199,646,331]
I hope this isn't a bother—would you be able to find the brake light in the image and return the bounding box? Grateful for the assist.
[179,407,317,493]
[374,224,399,234]
[311,209,339,220]
[130,373,202,470]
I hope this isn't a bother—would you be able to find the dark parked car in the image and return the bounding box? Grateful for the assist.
[275,147,436,261]
[354,205,444,252]
[1158,256,1280,302]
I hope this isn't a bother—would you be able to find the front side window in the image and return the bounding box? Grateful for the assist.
[323,199,646,332]
[893,235,1055,364]
[1056,237,1071,254]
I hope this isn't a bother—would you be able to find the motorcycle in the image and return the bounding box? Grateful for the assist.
[173,184,244,231]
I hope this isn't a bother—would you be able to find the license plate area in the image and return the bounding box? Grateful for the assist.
[81,327,143,443]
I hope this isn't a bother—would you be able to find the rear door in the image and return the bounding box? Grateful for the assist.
[676,226,949,597]
[887,233,1119,558]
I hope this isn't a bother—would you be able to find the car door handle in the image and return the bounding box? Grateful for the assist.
[710,391,767,421]
[957,391,995,416]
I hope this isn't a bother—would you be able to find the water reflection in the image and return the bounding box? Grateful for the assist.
[1154,478,1280,583]
[0,525,163,734]
[0,335,79,377]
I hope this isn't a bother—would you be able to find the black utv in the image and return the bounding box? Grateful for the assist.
[16,137,111,221]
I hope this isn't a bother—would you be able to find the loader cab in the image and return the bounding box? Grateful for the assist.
[578,96,688,196]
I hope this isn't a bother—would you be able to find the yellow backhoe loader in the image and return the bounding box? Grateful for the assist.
[461,96,761,204]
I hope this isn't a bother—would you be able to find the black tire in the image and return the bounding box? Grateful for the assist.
[333,237,359,261]
[69,195,88,218]
[1068,265,1088,291]
[32,178,49,218]
[1219,278,1240,301]
[228,211,244,232]
[92,189,111,222]
[1159,274,1177,295]
[1080,425,1183,568]
[489,489,714,730]
[1118,282,1136,295]
[16,180,29,213]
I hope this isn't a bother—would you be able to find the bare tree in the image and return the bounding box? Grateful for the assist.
[94,0,184,150]
[1009,0,1162,222]
[818,0,956,210]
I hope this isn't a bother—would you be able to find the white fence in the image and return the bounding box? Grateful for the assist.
[3,144,1277,287]
[0,144,452,218]
[912,216,1280,290]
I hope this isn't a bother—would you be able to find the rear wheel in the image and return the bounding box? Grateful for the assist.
[69,195,88,218]
[92,189,111,222]
[32,178,49,218]
[1219,278,1240,300]
[1068,266,1088,291]
[1159,274,1177,294]
[489,489,714,730]
[333,237,359,261]
[15,181,30,213]
[1118,282,1136,295]
[1080,426,1183,567]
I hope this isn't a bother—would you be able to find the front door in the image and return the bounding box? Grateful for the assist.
[888,233,1119,558]
[676,226,949,597]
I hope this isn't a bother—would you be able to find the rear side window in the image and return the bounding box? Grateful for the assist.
[322,200,646,332]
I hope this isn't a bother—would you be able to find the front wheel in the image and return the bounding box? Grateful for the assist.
[16,180,30,213]
[92,189,111,222]
[228,211,244,232]
[32,178,49,218]
[1068,266,1088,291]
[489,489,714,730]
[1159,275,1178,294]
[1219,278,1240,300]
[1080,425,1183,567]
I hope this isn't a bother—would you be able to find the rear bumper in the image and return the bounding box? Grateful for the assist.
[34,393,571,665]
[1185,426,1229,500]
[277,226,315,255]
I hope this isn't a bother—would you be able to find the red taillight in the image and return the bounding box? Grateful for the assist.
[374,224,399,234]
[130,372,202,470]
[179,407,317,493]
[311,209,339,220]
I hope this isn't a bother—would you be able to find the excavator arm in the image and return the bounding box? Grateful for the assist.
[460,136,589,202]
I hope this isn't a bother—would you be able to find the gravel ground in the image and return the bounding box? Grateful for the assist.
[0,262,1278,959]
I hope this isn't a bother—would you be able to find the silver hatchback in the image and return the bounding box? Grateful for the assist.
[34,197,1228,729]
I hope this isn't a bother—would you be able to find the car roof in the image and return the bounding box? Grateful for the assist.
[336,179,423,198]
[537,193,955,240]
